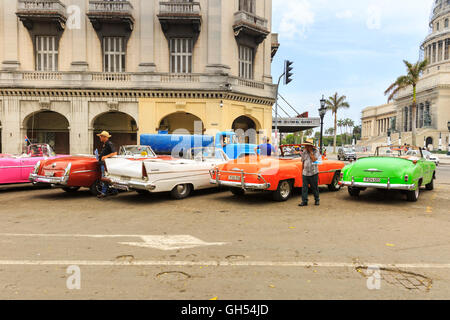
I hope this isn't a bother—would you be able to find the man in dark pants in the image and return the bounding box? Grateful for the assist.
[97,131,117,199]
[299,139,321,207]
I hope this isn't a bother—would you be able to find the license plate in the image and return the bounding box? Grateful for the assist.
[364,177,381,183]
[44,171,54,177]
[120,176,131,181]
[228,175,241,181]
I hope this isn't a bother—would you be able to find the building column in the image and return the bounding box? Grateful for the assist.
[2,2,20,70]
[70,0,88,71]
[442,40,445,61]
[70,98,90,154]
[434,42,438,63]
[138,0,156,72]
[2,97,21,154]
[205,0,229,74]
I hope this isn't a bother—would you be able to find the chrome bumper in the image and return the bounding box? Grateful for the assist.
[210,169,270,190]
[340,179,416,190]
[107,176,156,191]
[29,173,69,186]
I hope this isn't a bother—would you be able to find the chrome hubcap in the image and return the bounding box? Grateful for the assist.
[177,184,187,194]
[280,182,290,198]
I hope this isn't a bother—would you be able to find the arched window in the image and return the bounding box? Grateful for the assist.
[446,18,449,28]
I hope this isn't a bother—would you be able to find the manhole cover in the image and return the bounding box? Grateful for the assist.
[356,267,433,292]
[156,271,191,282]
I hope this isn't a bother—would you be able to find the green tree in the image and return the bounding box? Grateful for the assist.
[337,119,345,146]
[385,59,429,146]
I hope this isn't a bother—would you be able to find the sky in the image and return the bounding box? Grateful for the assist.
[271,0,434,131]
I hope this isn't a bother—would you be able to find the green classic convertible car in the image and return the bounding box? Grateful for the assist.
[340,146,436,202]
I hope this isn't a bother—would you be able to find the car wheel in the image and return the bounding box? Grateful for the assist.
[348,187,361,197]
[328,172,341,192]
[230,188,245,196]
[406,185,420,202]
[171,184,192,200]
[89,180,101,196]
[272,180,292,202]
[62,187,80,193]
[136,189,150,195]
[425,173,435,191]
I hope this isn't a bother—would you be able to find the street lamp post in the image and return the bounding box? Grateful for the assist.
[447,121,450,156]
[319,95,327,155]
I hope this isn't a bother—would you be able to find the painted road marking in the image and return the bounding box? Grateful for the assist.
[0,234,229,251]
[0,260,449,269]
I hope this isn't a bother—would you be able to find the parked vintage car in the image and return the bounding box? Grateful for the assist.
[339,146,436,202]
[407,149,440,166]
[104,147,230,199]
[0,144,68,185]
[29,145,169,195]
[337,147,357,161]
[210,145,346,202]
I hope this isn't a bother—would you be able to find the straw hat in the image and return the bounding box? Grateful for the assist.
[303,138,315,147]
[96,131,111,138]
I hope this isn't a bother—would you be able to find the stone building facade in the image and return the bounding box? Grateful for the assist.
[0,0,278,155]
[361,0,450,150]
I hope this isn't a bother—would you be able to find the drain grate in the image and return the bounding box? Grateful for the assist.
[356,266,433,292]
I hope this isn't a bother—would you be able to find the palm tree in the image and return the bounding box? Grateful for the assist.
[326,93,350,153]
[385,59,429,146]
[345,118,355,145]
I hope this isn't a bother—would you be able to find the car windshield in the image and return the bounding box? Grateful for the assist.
[344,148,353,153]
[280,145,303,158]
[376,146,422,158]
[187,147,229,162]
[119,145,156,158]
[27,144,56,157]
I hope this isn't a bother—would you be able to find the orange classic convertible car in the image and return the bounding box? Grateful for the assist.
[210,145,346,201]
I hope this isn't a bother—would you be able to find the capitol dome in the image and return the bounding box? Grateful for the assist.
[422,0,450,70]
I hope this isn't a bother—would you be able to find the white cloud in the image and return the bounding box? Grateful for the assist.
[274,0,315,39]
[336,10,353,19]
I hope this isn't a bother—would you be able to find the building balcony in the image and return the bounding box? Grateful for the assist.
[87,0,134,31]
[271,33,280,61]
[233,11,270,45]
[16,0,67,30]
[0,71,277,101]
[157,1,202,39]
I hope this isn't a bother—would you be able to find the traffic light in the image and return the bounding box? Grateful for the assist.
[284,60,294,85]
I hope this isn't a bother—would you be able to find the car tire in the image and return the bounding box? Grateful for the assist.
[272,180,292,202]
[348,187,361,197]
[62,187,80,193]
[230,188,245,196]
[89,180,101,196]
[406,185,420,202]
[328,172,341,192]
[171,184,192,200]
[425,173,435,191]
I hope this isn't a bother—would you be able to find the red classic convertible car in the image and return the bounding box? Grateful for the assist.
[29,145,171,195]
[210,144,346,201]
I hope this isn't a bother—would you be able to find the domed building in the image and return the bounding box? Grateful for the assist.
[361,0,450,151]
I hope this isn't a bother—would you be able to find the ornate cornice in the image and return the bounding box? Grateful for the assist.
[0,88,275,106]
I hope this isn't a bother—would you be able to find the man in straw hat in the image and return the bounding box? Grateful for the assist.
[299,138,321,207]
[97,131,117,198]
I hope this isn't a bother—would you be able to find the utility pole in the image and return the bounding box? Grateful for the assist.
[274,60,294,146]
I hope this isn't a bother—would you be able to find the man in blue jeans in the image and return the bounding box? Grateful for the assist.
[299,139,321,207]
[96,131,117,198]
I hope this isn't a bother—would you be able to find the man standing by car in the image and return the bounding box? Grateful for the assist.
[299,139,321,207]
[255,137,276,156]
[97,131,117,198]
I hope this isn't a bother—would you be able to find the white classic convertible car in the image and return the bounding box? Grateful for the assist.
[104,147,230,199]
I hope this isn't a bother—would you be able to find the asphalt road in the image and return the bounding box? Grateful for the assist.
[0,165,449,300]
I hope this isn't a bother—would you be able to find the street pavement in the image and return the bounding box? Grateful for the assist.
[0,165,449,299]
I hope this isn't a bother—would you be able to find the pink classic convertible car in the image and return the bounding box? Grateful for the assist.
[0,144,67,185]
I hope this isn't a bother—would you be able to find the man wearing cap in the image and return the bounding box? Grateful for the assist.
[299,139,321,207]
[97,131,117,198]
